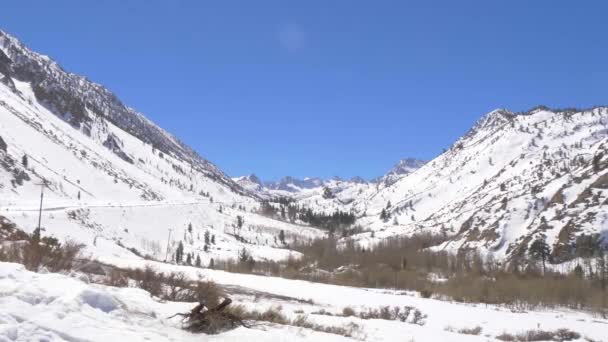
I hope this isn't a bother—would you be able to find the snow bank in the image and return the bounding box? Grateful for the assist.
[0,262,353,341]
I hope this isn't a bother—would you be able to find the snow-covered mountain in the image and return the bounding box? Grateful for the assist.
[0,30,323,264]
[232,174,265,193]
[234,159,426,200]
[1,28,606,266]
[373,158,426,186]
[297,107,608,263]
[265,176,325,193]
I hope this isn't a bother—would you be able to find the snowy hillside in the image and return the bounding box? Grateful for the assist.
[0,30,324,264]
[296,107,608,263]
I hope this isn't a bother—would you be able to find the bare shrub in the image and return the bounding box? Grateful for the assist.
[420,288,433,298]
[105,269,128,287]
[355,305,426,325]
[458,326,482,335]
[496,328,581,341]
[16,235,84,272]
[215,305,361,338]
[496,332,516,341]
[164,272,191,301]
[128,266,164,297]
[342,306,355,317]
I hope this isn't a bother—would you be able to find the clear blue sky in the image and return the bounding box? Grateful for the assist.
[1,1,607,180]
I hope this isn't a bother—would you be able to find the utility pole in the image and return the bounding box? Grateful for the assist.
[35,179,48,239]
[164,228,173,262]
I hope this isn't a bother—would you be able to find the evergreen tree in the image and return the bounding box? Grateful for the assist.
[186,253,192,265]
[204,231,210,245]
[322,186,334,199]
[236,215,244,229]
[22,154,28,168]
[188,223,193,233]
[593,152,603,172]
[380,208,387,221]
[175,241,184,264]
[529,238,551,274]
[208,258,215,269]
[195,254,201,267]
[211,234,216,244]
[278,230,286,244]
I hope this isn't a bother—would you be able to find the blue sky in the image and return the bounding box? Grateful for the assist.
[1,1,607,180]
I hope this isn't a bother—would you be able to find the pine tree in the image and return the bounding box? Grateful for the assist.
[204,231,210,245]
[208,258,215,269]
[22,154,28,168]
[593,152,603,172]
[278,230,286,244]
[529,238,551,275]
[188,223,193,233]
[195,254,201,267]
[211,235,216,244]
[186,253,192,265]
[380,208,387,221]
[322,186,334,199]
[175,241,184,264]
[236,215,244,229]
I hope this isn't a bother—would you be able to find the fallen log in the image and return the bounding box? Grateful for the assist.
[171,297,250,334]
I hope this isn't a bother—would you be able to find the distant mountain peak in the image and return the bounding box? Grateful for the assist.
[371,157,425,186]
[264,176,323,192]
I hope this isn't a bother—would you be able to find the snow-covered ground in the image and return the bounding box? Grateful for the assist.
[1,261,606,341]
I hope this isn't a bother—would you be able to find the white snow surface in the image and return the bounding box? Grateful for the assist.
[1,261,606,341]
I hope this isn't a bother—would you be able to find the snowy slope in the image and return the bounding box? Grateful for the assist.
[295,108,608,262]
[0,30,324,263]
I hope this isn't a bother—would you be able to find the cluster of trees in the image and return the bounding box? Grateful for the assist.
[380,201,393,221]
[299,208,356,232]
[174,241,203,268]
[258,200,356,232]
[526,233,606,279]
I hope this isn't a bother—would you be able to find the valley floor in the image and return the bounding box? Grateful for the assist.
[1,259,606,342]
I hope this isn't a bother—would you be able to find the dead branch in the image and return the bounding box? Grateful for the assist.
[173,297,250,334]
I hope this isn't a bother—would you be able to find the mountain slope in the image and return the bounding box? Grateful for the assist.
[337,108,608,262]
[0,30,244,195]
[0,30,323,263]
